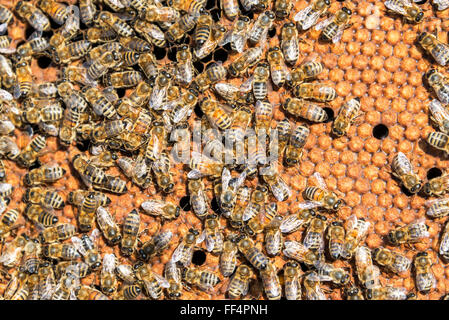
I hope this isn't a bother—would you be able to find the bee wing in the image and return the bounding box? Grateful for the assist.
[13,84,22,99]
[232,33,248,54]
[331,28,344,44]
[280,214,304,233]
[312,172,328,190]
[433,0,449,10]
[218,30,232,46]
[437,84,449,104]
[0,246,22,266]
[171,242,185,263]
[294,5,313,23]
[0,22,7,35]
[0,89,13,101]
[172,104,192,123]
[314,16,333,31]
[300,11,321,30]
[97,206,117,230]
[205,231,215,253]
[384,0,407,15]
[298,201,321,210]
[149,86,167,110]
[425,197,449,207]
[154,273,170,288]
[429,99,449,126]
[242,76,254,91]
[102,253,117,273]
[71,236,88,257]
[221,167,231,191]
[187,169,204,179]
[141,200,165,216]
[40,275,56,300]
[197,231,206,244]
[102,87,119,103]
[393,152,413,174]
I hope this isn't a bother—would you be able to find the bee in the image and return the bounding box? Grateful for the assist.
[388,218,430,245]
[96,206,122,245]
[220,0,239,20]
[302,172,344,211]
[439,221,449,260]
[86,51,122,81]
[187,178,208,219]
[0,136,20,160]
[193,63,227,92]
[21,238,41,274]
[203,214,224,254]
[121,209,140,256]
[79,0,96,25]
[141,200,180,220]
[219,236,238,277]
[303,272,327,300]
[23,186,64,211]
[14,59,32,98]
[168,0,206,14]
[51,271,80,300]
[138,230,173,262]
[195,23,227,59]
[55,261,90,279]
[227,264,253,299]
[384,0,424,23]
[372,246,411,274]
[172,228,204,267]
[182,267,220,292]
[0,5,13,26]
[141,5,180,23]
[68,190,111,207]
[238,237,269,270]
[200,97,233,131]
[105,70,144,89]
[264,215,283,256]
[250,63,270,100]
[248,11,275,44]
[76,286,109,300]
[258,261,281,300]
[432,0,449,10]
[15,32,49,60]
[282,124,309,166]
[341,214,370,259]
[280,207,315,234]
[16,135,46,168]
[116,263,137,283]
[164,259,182,299]
[152,152,175,193]
[428,99,449,135]
[283,97,328,123]
[134,262,169,299]
[38,0,68,25]
[242,185,269,223]
[355,246,380,289]
[72,154,106,189]
[0,234,27,268]
[414,252,436,293]
[71,229,101,271]
[427,68,449,104]
[302,215,327,254]
[15,1,50,31]
[366,286,410,300]
[344,286,364,300]
[166,12,199,43]
[314,260,350,286]
[38,261,56,299]
[391,152,422,193]
[97,11,134,37]
[229,186,251,229]
[418,31,449,67]
[426,197,449,218]
[332,98,361,137]
[222,16,250,54]
[114,284,142,300]
[0,54,16,89]
[22,103,64,125]
[194,13,213,47]
[293,82,337,102]
[294,0,330,30]
[117,156,152,189]
[86,27,116,43]
[24,204,58,227]
[91,119,132,144]
[227,46,264,77]
[174,45,194,87]
[286,60,324,87]
[40,223,76,244]
[427,131,449,154]
[119,36,151,53]
[83,86,117,120]
[261,165,292,202]
[24,165,66,186]
[327,221,345,260]
[0,160,5,181]
[138,52,159,80]
[284,261,302,300]
[42,243,80,261]
[101,253,118,295]
[4,270,28,300]
[314,7,353,43]
[267,48,289,88]
[148,71,172,111]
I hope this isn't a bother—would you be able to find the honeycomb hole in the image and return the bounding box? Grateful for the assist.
[211,197,221,214]
[323,107,335,123]
[192,250,206,265]
[116,88,126,98]
[372,124,389,140]
[180,195,191,211]
[37,56,52,69]
[427,167,442,180]
[153,46,167,60]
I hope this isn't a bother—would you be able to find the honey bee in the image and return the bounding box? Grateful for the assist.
[86,51,122,81]
[314,260,350,287]
[79,0,96,25]
[302,215,327,254]
[303,272,327,300]
[96,207,122,245]
[388,218,429,245]
[315,7,352,43]
[40,223,76,244]
[117,156,152,189]
[24,165,66,186]
[195,23,227,59]
[83,86,117,120]
[15,1,50,31]
[355,246,380,289]
[138,52,159,80]
[200,97,234,131]
[174,45,194,87]
[14,59,32,99]
[366,286,409,300]
[71,229,101,271]
[0,118,14,135]
[426,68,449,104]
[227,264,253,299]
[167,0,206,15]
[219,236,238,277]
[281,124,308,166]
[280,207,315,234]
[76,286,109,300]
[134,262,169,299]
[332,98,361,137]
[0,5,13,26]
[263,215,283,256]
[242,185,269,222]
[116,263,137,283]
[294,0,330,30]
[391,152,422,193]
[194,13,213,47]
[22,102,64,126]
[248,11,275,45]
[91,119,132,144]
[341,214,370,259]
[221,16,250,54]
[16,135,46,168]
[229,186,250,229]
[101,253,118,295]
[166,12,199,43]
[187,178,208,219]
[327,221,345,260]
[418,32,449,66]
[227,46,264,77]
[203,214,224,254]
[38,0,68,25]
[432,0,449,10]
[267,48,289,88]
[164,259,182,299]
[259,261,281,300]
[283,261,302,300]
[238,237,269,270]
[250,63,270,100]
[68,190,110,208]
[439,221,449,260]
[172,228,204,267]
[72,154,107,189]
[38,261,56,299]
[220,0,239,20]
[344,286,364,300]
[55,260,90,279]
[97,11,134,37]
[141,199,180,220]
[23,186,64,211]
[0,136,20,160]
[4,270,28,300]
[141,5,180,23]
[51,272,80,300]
[384,0,424,23]
[182,267,220,292]
[261,165,292,202]
[428,99,449,135]
[138,230,173,262]
[152,152,175,193]
[42,243,81,261]
[0,54,16,89]
[24,204,58,227]
[286,60,323,87]
[15,31,49,60]
[0,234,27,268]
[283,97,328,123]
[121,209,140,256]
[293,82,337,102]
[302,172,344,211]
[372,246,411,274]
[20,238,41,274]
[426,197,449,218]
[427,131,449,154]
[414,252,436,293]
[114,284,142,300]
[193,63,228,92]
[85,27,116,43]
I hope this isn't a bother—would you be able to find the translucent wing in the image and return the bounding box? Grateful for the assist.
[433,0,449,10]
[314,16,333,31]
[0,89,13,101]
[298,201,322,210]
[71,236,88,257]
[40,274,55,300]
[0,22,7,35]
[141,200,165,216]
[312,172,328,190]
[171,242,185,263]
[205,232,215,252]
[437,84,449,104]
[331,28,344,44]
[301,11,321,30]
[294,5,313,23]
[187,169,204,179]
[384,0,407,15]
[102,253,116,273]
[154,273,170,288]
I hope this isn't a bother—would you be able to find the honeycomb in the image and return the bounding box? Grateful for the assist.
[0,0,449,300]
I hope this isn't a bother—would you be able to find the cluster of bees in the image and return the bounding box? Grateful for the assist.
[0,0,446,300]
